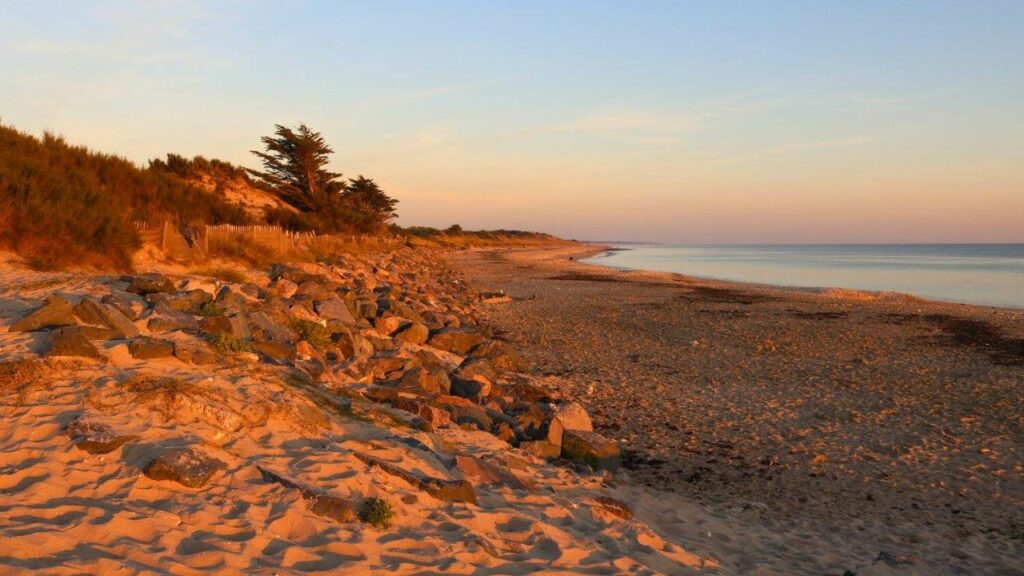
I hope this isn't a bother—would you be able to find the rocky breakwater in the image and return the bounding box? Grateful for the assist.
[4,247,627,519]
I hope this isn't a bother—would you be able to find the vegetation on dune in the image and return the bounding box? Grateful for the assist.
[397,224,560,248]
[358,497,396,529]
[0,124,250,270]
[0,120,559,270]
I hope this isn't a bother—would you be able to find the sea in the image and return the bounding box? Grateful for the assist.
[583,244,1024,309]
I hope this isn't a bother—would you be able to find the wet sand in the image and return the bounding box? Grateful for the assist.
[457,243,1024,575]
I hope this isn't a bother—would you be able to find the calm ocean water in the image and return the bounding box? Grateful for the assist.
[584,244,1024,309]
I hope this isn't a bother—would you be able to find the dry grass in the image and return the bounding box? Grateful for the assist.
[118,374,221,418]
[193,266,248,284]
[0,358,47,404]
[207,232,288,266]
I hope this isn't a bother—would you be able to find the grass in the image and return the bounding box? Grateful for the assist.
[194,266,248,284]
[204,333,255,354]
[119,375,212,417]
[358,498,396,529]
[207,232,287,266]
[0,358,46,404]
[291,320,329,347]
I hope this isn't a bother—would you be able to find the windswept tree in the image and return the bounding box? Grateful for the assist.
[249,124,345,212]
[343,176,399,233]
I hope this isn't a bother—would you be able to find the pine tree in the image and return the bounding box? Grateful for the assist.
[249,124,345,213]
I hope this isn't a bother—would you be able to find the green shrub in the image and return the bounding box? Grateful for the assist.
[291,320,328,347]
[358,498,396,529]
[204,333,254,354]
[195,301,224,317]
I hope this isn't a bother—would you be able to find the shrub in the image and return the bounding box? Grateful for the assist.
[358,498,396,529]
[0,124,250,270]
[195,301,224,317]
[204,333,254,354]
[291,320,329,347]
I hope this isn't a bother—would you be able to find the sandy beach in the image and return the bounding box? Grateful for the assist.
[458,243,1024,575]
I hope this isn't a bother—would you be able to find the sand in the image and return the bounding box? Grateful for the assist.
[0,251,723,575]
[457,244,1024,575]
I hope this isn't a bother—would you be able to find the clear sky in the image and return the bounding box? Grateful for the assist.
[2,1,1022,242]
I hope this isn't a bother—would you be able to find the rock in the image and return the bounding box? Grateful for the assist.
[354,452,477,504]
[314,298,356,325]
[215,286,249,311]
[427,328,485,355]
[173,339,217,365]
[246,312,295,343]
[269,278,298,299]
[451,377,491,404]
[434,396,493,431]
[129,337,174,359]
[102,293,145,320]
[594,496,633,520]
[394,322,429,345]
[454,357,497,385]
[258,466,356,522]
[479,290,512,304]
[125,274,176,295]
[520,440,562,460]
[64,417,137,454]
[561,430,621,471]
[10,297,76,332]
[305,492,357,523]
[455,455,534,490]
[144,447,226,488]
[47,326,101,358]
[374,316,404,336]
[392,396,452,431]
[553,402,593,433]
[146,308,198,333]
[470,340,529,372]
[399,366,451,395]
[73,298,141,339]
[252,340,295,363]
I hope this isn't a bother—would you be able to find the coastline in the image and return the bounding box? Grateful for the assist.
[457,242,1024,574]
[579,243,1024,312]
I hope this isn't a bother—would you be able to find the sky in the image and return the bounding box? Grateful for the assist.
[2,0,1022,243]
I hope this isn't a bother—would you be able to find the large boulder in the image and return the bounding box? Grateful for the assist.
[427,328,485,355]
[129,337,175,360]
[314,298,356,325]
[394,322,429,345]
[144,447,226,488]
[173,339,217,365]
[561,430,621,471]
[125,274,176,295]
[10,297,76,332]
[47,326,101,359]
[543,402,594,447]
[73,297,141,339]
[399,366,451,396]
[469,340,529,372]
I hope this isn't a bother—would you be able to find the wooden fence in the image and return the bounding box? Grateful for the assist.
[134,221,402,261]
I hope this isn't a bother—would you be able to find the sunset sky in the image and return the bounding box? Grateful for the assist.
[2,1,1022,242]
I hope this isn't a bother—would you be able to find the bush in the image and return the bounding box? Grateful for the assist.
[204,333,254,354]
[291,320,328,347]
[0,124,250,270]
[358,498,396,529]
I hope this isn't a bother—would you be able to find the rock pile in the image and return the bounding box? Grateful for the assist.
[11,248,620,475]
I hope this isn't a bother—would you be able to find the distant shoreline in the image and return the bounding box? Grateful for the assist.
[578,242,1024,311]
